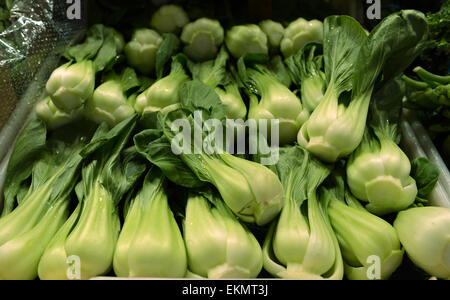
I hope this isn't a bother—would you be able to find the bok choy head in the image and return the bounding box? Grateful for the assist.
[347,79,418,215]
[394,206,450,280]
[298,11,428,162]
[113,167,187,278]
[183,191,263,279]
[239,55,309,145]
[135,54,190,115]
[46,24,126,113]
[324,173,404,280]
[262,146,344,279]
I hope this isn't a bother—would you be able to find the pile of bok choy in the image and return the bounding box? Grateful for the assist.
[0,4,448,281]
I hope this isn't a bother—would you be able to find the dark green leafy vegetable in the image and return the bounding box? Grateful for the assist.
[410,157,440,204]
[2,119,47,216]
[262,146,343,279]
[325,177,404,280]
[135,80,284,225]
[38,115,147,280]
[299,11,428,163]
[0,119,93,280]
[155,33,181,79]
[419,0,450,75]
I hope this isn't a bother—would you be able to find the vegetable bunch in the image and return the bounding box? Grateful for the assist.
[0,4,448,281]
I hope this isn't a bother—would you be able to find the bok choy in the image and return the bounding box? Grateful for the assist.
[38,116,146,280]
[298,11,428,162]
[262,146,343,279]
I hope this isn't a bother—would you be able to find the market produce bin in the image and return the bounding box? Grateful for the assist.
[0,0,449,282]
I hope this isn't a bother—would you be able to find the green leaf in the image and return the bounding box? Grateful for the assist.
[237,53,270,91]
[179,80,226,118]
[274,146,330,206]
[268,55,292,88]
[64,25,105,62]
[94,31,118,72]
[2,119,47,216]
[369,77,406,143]
[285,43,323,87]
[323,15,367,94]
[80,115,138,159]
[188,46,230,89]
[102,146,147,205]
[155,33,181,79]
[410,157,440,199]
[353,10,429,99]
[120,67,141,92]
[134,129,203,188]
[64,24,121,72]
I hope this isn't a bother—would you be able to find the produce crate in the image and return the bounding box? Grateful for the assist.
[0,0,448,282]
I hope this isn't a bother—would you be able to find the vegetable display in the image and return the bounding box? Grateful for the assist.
[0,3,448,281]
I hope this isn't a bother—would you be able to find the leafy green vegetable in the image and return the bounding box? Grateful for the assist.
[403,67,450,136]
[64,24,124,73]
[2,119,47,216]
[113,167,187,278]
[394,206,450,280]
[84,68,140,128]
[124,28,163,76]
[299,11,428,163]
[135,55,190,115]
[46,60,96,113]
[259,20,285,54]
[36,97,84,130]
[181,18,224,62]
[225,24,269,59]
[347,79,418,216]
[327,187,404,280]
[285,43,326,113]
[37,116,146,280]
[37,204,81,280]
[189,47,247,119]
[150,4,189,35]
[262,146,343,279]
[410,157,440,204]
[297,15,367,162]
[135,80,284,225]
[280,18,323,58]
[240,57,309,145]
[419,0,450,75]
[134,125,203,189]
[155,33,181,79]
[183,191,263,278]
[268,55,292,88]
[0,120,91,280]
